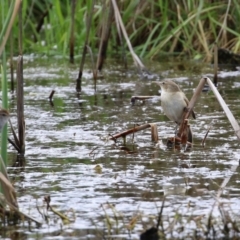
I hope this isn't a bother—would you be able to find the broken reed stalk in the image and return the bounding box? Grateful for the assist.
[76,0,95,92]
[131,96,155,104]
[16,56,25,154]
[109,123,158,143]
[96,1,114,71]
[111,0,146,72]
[48,90,55,107]
[69,0,76,64]
[213,43,218,86]
[17,4,25,154]
[34,4,52,42]
[49,90,55,100]
[201,120,215,147]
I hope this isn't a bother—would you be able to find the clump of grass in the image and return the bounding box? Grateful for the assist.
[1,0,240,60]
[96,198,240,239]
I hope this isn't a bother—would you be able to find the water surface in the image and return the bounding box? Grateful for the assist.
[3,57,240,239]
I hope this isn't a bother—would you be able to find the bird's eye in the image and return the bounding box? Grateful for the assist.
[162,82,165,84]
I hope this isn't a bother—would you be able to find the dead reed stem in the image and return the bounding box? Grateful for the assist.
[49,90,55,100]
[111,0,146,71]
[76,0,95,92]
[109,123,150,141]
[201,120,214,146]
[96,1,114,71]
[213,43,218,85]
[131,96,155,104]
[109,123,158,143]
[34,4,52,42]
[17,3,25,154]
[69,0,76,64]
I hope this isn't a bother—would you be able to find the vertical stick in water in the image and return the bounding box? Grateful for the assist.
[213,43,218,86]
[96,2,114,71]
[76,0,95,92]
[69,0,76,63]
[17,2,25,154]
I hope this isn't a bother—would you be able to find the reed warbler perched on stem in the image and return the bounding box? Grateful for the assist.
[155,80,195,142]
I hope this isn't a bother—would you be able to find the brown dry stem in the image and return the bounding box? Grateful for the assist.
[109,123,159,143]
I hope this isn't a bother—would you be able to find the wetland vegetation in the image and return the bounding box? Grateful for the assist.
[0,0,240,239]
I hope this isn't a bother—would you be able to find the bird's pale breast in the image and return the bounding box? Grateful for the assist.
[161,91,187,124]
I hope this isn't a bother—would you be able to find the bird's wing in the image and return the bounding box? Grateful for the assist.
[184,97,196,119]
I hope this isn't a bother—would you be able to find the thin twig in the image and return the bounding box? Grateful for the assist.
[131,95,155,104]
[48,90,55,101]
[201,120,214,147]
[109,123,151,141]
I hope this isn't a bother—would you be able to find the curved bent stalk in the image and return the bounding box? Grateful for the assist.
[111,0,146,71]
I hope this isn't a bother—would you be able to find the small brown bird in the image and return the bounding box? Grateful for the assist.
[156,80,195,141]
[0,109,10,132]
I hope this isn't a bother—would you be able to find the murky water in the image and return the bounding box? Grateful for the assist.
[2,56,240,239]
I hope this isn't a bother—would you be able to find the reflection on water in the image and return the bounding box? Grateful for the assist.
[3,57,240,239]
